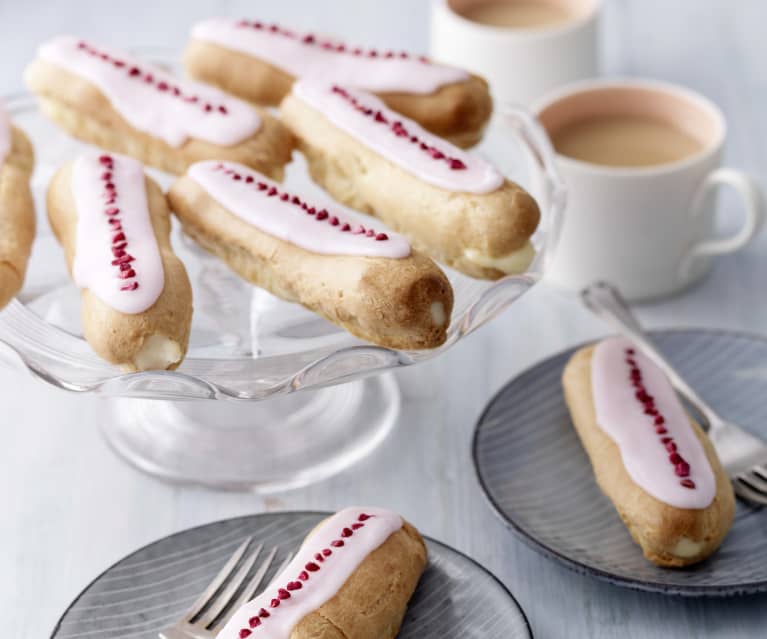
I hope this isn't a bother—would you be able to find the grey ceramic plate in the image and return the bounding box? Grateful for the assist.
[473,329,767,597]
[51,512,532,638]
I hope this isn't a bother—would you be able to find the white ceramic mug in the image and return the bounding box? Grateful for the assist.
[534,78,765,300]
[429,0,600,105]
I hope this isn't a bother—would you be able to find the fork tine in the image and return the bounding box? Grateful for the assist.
[197,543,264,628]
[734,476,767,506]
[242,546,280,601]
[262,551,295,590]
[273,552,294,581]
[741,470,767,495]
[212,546,281,631]
[209,550,294,633]
[752,465,767,482]
[183,537,252,621]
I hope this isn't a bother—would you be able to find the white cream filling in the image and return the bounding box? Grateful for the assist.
[464,241,536,274]
[672,537,705,559]
[430,302,447,327]
[131,335,182,371]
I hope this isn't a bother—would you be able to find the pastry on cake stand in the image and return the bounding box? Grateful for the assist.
[0,85,564,492]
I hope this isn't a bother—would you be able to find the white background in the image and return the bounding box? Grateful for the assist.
[2,1,767,637]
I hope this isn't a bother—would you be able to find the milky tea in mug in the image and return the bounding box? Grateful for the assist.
[535,80,764,300]
[550,115,703,168]
[455,0,575,28]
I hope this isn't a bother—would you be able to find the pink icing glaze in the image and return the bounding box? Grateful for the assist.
[192,17,469,95]
[188,161,411,259]
[591,336,716,509]
[292,82,503,194]
[38,36,261,148]
[0,99,10,166]
[71,152,164,314]
[216,508,403,639]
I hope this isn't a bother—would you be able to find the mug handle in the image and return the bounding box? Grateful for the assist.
[680,168,765,278]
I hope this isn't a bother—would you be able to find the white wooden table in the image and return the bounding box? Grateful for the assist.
[2,1,766,637]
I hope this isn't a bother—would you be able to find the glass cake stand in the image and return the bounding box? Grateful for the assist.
[0,83,564,492]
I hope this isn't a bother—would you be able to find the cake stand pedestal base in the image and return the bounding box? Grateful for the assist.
[101,373,400,492]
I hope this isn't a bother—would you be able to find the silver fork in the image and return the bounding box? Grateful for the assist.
[159,539,292,639]
[582,281,767,506]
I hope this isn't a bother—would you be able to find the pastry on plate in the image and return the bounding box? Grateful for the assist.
[47,151,193,371]
[25,36,293,178]
[562,336,735,567]
[0,99,36,309]
[185,17,492,148]
[281,82,540,279]
[168,160,453,350]
[217,507,427,639]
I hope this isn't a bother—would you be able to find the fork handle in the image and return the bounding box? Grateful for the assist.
[581,282,723,429]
